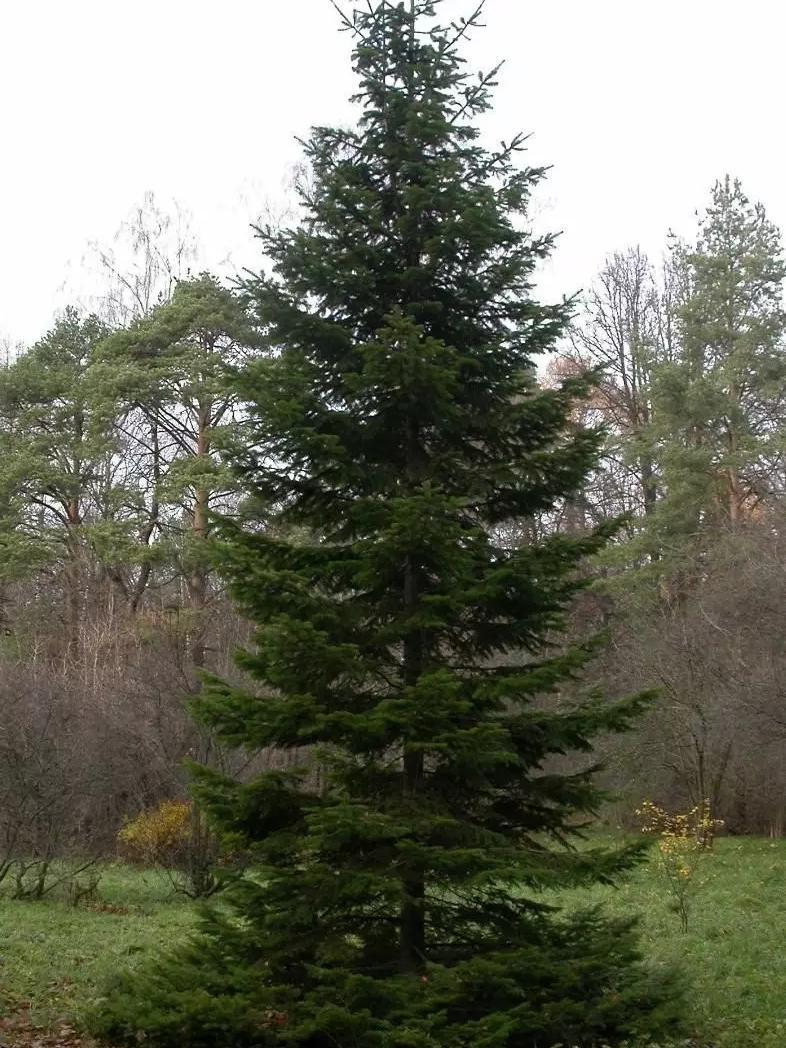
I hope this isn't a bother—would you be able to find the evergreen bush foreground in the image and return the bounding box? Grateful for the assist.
[91,2,682,1044]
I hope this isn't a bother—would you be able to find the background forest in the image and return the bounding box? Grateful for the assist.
[2,170,784,881]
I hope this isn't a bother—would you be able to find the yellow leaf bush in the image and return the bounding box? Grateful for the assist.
[117,800,192,869]
[636,799,722,932]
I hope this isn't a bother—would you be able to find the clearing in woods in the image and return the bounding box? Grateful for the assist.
[1,839,786,1047]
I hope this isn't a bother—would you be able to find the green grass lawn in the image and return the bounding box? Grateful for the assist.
[1,840,786,1045]
[559,835,786,1047]
[0,864,197,1032]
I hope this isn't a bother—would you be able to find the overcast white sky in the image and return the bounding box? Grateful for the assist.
[2,0,785,345]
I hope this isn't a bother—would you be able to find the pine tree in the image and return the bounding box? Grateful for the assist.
[648,177,786,555]
[93,3,681,1045]
[0,308,114,652]
[92,273,259,649]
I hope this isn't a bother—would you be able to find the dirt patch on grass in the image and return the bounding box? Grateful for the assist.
[0,1006,104,1048]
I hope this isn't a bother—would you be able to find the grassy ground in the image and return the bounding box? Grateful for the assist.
[0,865,197,1033]
[1,840,785,1045]
[561,835,786,1047]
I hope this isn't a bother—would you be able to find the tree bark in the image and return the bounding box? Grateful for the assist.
[400,553,425,972]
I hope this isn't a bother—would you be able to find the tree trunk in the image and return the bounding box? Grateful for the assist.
[188,403,211,670]
[640,454,658,517]
[399,6,426,972]
[400,555,425,972]
[399,396,426,971]
[64,496,82,660]
[130,421,161,614]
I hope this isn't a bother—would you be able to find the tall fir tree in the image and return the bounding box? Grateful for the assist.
[93,3,680,1045]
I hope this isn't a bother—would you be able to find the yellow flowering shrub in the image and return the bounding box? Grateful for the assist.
[635,799,722,932]
[117,799,222,897]
[117,800,192,869]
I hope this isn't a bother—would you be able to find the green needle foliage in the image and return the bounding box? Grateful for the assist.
[92,2,682,1045]
[91,273,260,632]
[650,177,786,551]
[0,308,113,580]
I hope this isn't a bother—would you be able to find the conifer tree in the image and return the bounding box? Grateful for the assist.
[648,177,786,555]
[92,273,259,646]
[0,308,113,651]
[93,3,680,1045]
